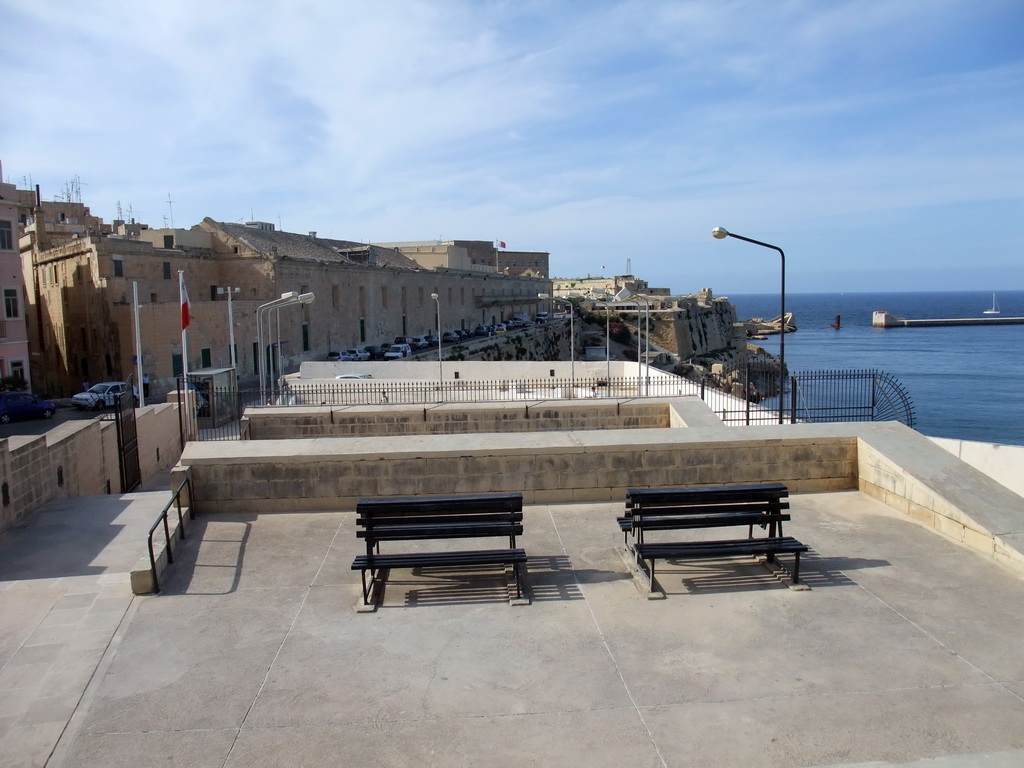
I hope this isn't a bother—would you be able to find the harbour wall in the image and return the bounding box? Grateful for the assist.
[872,311,1024,328]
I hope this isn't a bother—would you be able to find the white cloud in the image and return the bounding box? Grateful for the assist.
[1,0,1021,292]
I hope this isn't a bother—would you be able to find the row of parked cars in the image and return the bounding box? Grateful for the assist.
[326,321,541,363]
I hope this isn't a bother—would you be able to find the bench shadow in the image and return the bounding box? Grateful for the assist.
[385,554,612,606]
[655,548,872,595]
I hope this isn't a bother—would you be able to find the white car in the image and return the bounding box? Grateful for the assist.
[383,343,412,360]
[340,348,370,361]
[71,381,139,410]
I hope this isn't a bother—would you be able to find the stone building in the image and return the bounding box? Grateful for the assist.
[381,240,550,278]
[0,162,32,386]
[20,213,551,398]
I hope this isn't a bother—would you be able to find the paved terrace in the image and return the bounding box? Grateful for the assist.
[3,489,1024,766]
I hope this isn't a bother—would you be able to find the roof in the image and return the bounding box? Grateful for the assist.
[208,220,421,270]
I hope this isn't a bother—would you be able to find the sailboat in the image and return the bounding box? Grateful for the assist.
[983,293,1000,315]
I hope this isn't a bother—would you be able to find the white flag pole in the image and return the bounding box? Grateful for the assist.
[133,281,144,406]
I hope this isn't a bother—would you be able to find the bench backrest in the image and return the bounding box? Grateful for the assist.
[627,482,788,510]
[625,483,789,529]
[356,492,523,543]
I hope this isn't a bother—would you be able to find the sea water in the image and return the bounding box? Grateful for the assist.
[727,291,1024,447]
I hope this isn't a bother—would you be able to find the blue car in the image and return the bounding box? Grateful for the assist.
[0,392,56,424]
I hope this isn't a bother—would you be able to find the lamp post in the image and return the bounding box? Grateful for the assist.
[216,286,240,369]
[430,292,442,391]
[539,293,574,391]
[712,227,787,423]
[256,291,314,404]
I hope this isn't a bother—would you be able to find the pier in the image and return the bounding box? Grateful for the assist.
[872,310,1024,328]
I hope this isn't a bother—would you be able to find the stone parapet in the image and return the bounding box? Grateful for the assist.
[176,413,1024,576]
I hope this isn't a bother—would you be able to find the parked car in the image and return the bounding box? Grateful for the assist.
[383,343,412,360]
[494,323,507,334]
[71,381,139,410]
[362,345,385,360]
[326,351,342,361]
[457,329,471,340]
[423,333,439,346]
[0,392,56,424]
[408,336,430,350]
[340,348,370,361]
[394,336,414,346]
[473,325,490,337]
[335,373,373,380]
[441,331,460,343]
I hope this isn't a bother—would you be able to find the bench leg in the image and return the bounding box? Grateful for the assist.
[792,551,801,585]
[360,569,372,605]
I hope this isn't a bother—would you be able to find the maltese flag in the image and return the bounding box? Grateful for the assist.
[495,240,506,249]
[179,272,191,330]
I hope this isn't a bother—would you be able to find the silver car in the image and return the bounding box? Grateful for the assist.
[71,381,139,410]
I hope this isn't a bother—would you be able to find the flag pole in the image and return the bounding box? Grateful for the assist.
[179,270,190,383]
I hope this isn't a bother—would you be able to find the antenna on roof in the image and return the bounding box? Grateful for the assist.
[167,193,175,229]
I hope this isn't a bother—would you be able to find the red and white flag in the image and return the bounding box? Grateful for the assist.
[179,272,191,330]
[495,240,506,249]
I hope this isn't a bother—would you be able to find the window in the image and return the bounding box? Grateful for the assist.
[302,324,309,352]
[171,354,183,378]
[163,262,171,279]
[359,318,365,343]
[201,348,211,368]
[163,235,174,249]
[252,342,259,375]
[113,260,123,277]
[0,221,12,251]
[381,286,389,309]
[3,288,18,319]
[210,285,217,301]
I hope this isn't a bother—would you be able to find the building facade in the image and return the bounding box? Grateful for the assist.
[0,161,31,387]
[21,213,552,398]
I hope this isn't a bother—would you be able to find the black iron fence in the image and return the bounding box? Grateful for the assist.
[181,368,914,442]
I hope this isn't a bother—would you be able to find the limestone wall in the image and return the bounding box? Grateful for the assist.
[245,400,677,439]
[0,404,183,534]
[672,296,742,359]
[929,437,1024,499]
[179,425,857,513]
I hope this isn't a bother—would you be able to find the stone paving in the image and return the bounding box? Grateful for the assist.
[1,490,1021,767]
[0,490,172,768]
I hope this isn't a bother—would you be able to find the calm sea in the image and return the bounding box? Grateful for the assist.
[727,291,1024,447]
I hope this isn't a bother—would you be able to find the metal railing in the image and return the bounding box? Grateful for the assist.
[180,369,914,442]
[146,471,193,593]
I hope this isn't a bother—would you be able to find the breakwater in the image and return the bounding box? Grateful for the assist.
[872,311,1024,328]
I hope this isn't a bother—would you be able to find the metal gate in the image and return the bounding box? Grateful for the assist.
[114,374,141,492]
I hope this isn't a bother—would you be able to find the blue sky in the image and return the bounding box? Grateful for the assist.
[2,0,1022,294]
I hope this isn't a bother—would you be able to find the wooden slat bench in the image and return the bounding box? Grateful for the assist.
[352,492,526,606]
[621,483,809,592]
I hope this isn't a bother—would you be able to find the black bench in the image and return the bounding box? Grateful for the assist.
[621,483,808,591]
[351,492,526,606]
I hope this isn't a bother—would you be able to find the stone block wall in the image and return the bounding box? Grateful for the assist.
[245,401,675,439]
[180,429,858,513]
[0,404,183,534]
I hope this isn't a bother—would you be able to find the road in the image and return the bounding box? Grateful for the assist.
[0,405,103,440]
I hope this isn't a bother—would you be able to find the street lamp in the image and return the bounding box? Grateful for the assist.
[256,291,314,403]
[430,292,442,389]
[539,293,574,390]
[216,286,240,369]
[712,227,787,423]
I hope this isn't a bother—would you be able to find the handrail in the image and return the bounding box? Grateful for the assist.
[146,470,194,593]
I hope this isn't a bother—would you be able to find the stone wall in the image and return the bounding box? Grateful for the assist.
[179,424,858,513]
[245,400,676,439]
[671,295,742,359]
[0,403,183,534]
